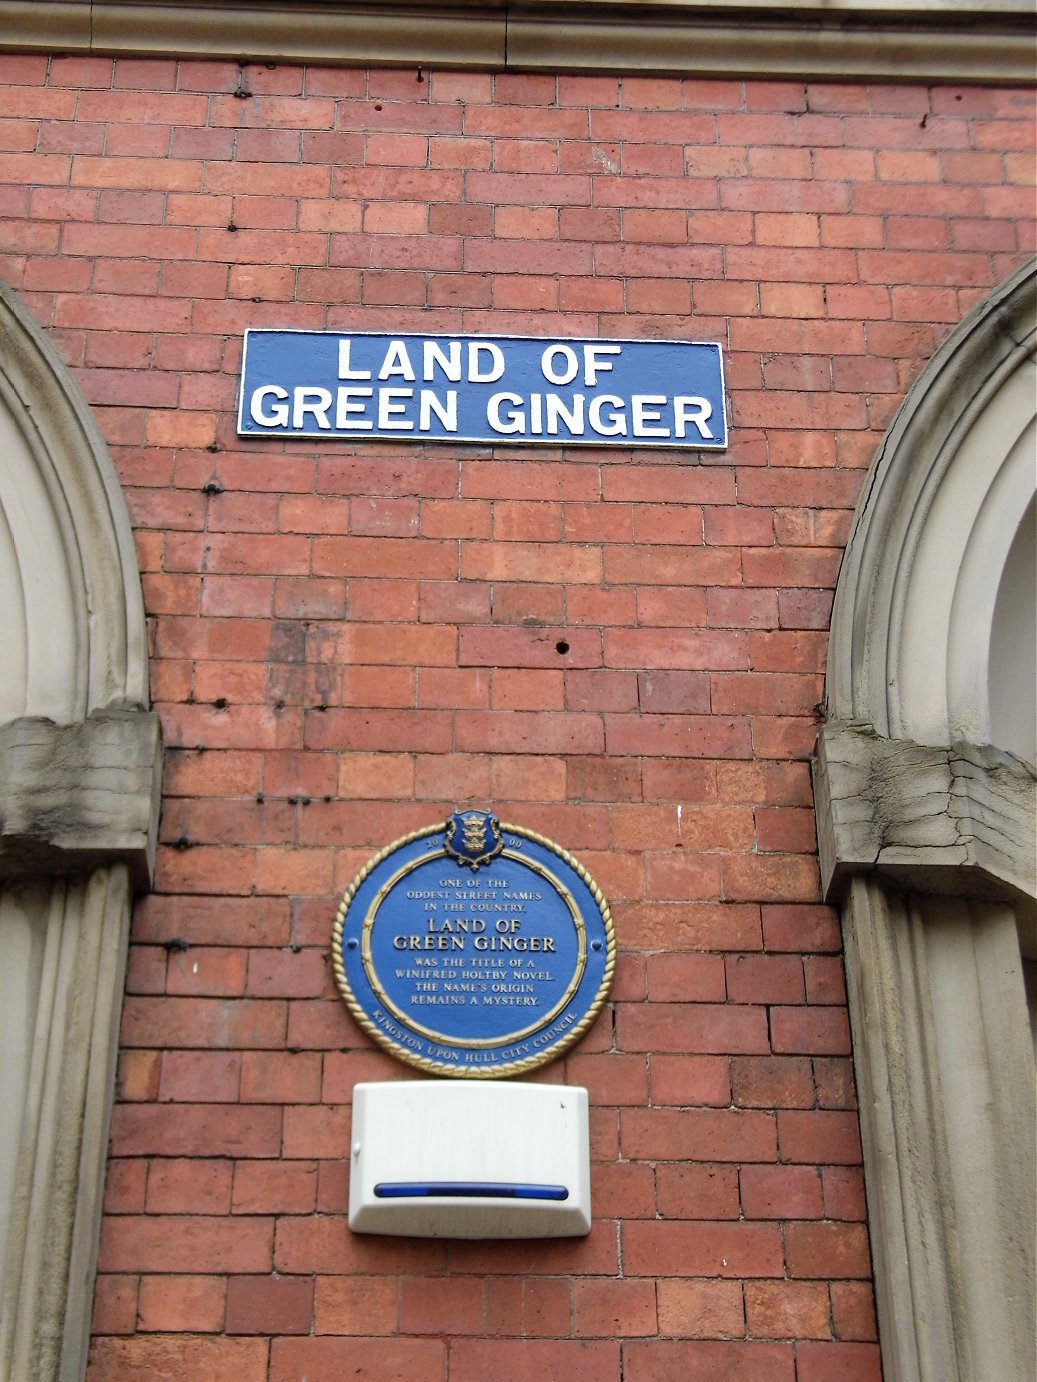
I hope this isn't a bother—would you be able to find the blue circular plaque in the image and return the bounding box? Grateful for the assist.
[332,811,615,1078]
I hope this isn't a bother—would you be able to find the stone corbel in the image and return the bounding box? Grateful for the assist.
[0,710,163,892]
[813,718,1037,909]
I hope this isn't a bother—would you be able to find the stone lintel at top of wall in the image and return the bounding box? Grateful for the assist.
[1,0,1034,85]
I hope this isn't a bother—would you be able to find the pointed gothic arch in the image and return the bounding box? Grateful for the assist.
[0,281,161,1381]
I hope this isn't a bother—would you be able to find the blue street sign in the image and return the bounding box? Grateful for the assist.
[332,812,616,1079]
[239,330,727,449]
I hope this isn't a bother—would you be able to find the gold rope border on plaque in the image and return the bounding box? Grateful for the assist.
[331,819,616,1080]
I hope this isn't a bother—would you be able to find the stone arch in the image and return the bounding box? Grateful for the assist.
[0,281,161,1381]
[814,259,1036,1382]
[826,257,1036,759]
[0,282,149,723]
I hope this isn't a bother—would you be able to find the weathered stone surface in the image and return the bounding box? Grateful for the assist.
[843,881,1035,1382]
[818,262,1037,1382]
[0,711,162,890]
[813,719,1037,906]
[0,868,133,1382]
[0,0,1032,84]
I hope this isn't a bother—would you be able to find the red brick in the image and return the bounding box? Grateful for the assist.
[311,1274,400,1334]
[573,1278,657,1337]
[136,1274,225,1333]
[274,1214,443,1276]
[225,1274,313,1335]
[305,707,452,753]
[796,1340,883,1381]
[749,632,828,678]
[823,1166,868,1221]
[744,1280,831,1338]
[449,1339,618,1382]
[606,714,752,760]
[618,1003,768,1056]
[771,1007,851,1055]
[285,997,354,1050]
[447,1220,619,1278]
[624,1339,795,1382]
[726,953,805,1004]
[338,665,417,706]
[566,1052,649,1105]
[815,1056,858,1111]
[656,1279,744,1338]
[90,1274,139,1335]
[132,895,288,949]
[644,952,727,1001]
[246,945,329,994]
[643,852,722,901]
[786,1222,872,1279]
[616,901,762,952]
[731,1056,816,1109]
[755,805,819,853]
[240,1050,322,1103]
[640,760,718,803]
[621,1108,776,1163]
[399,1275,485,1334]
[831,1282,879,1341]
[157,1050,241,1102]
[141,1160,231,1217]
[762,904,842,953]
[587,1160,655,1219]
[270,1337,445,1382]
[604,545,742,588]
[99,1216,273,1275]
[804,955,848,1004]
[102,1158,148,1215]
[111,1105,281,1159]
[121,996,286,1049]
[608,630,746,677]
[722,855,820,904]
[649,1054,731,1107]
[566,669,639,712]
[622,1220,783,1280]
[463,540,600,585]
[456,709,604,755]
[231,1160,318,1215]
[89,1336,268,1381]
[778,1110,863,1165]
[483,1277,573,1336]
[165,947,247,997]
[492,668,564,713]
[124,945,167,995]
[655,1163,740,1220]
[740,1164,824,1218]
[707,588,779,629]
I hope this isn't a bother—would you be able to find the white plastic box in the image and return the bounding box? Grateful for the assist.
[348,1081,591,1238]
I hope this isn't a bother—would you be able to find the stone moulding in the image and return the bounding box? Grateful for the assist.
[0,0,1034,84]
[815,260,1036,1382]
[824,258,1036,750]
[0,277,161,1382]
[0,276,149,723]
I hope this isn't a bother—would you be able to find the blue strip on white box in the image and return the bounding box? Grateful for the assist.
[237,330,727,450]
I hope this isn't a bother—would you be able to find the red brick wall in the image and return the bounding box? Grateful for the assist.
[2,51,1033,1382]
